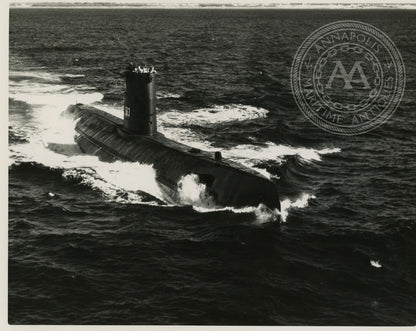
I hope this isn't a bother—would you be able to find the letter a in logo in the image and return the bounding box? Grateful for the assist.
[326,61,371,89]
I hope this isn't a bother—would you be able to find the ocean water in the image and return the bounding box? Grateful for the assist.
[8,8,416,325]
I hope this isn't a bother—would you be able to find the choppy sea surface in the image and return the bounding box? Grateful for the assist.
[8,8,416,325]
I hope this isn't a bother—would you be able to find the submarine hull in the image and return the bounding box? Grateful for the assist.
[66,104,280,210]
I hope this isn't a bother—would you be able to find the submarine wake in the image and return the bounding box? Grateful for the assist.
[188,192,315,223]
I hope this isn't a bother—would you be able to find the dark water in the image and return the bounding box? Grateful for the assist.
[8,8,416,325]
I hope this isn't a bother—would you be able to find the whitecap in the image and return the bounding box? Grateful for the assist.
[159,103,269,127]
[157,91,182,99]
[279,193,316,222]
[370,260,382,268]
[61,74,85,78]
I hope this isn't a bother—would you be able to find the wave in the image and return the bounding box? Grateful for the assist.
[192,192,315,223]
[178,173,281,222]
[157,91,182,99]
[61,74,85,78]
[222,142,341,178]
[159,103,269,127]
[9,69,102,108]
[10,85,102,109]
[10,143,165,205]
[370,260,382,268]
[9,67,103,145]
[225,142,340,163]
[177,173,314,223]
[280,193,316,222]
[192,203,281,222]
[9,70,61,83]
[9,127,29,144]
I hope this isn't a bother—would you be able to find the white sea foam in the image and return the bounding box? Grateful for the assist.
[370,260,382,268]
[9,71,103,117]
[159,104,268,127]
[193,194,315,223]
[61,74,85,78]
[9,71,103,146]
[177,173,313,224]
[224,142,340,163]
[177,174,216,208]
[222,143,341,178]
[9,70,62,83]
[63,160,164,204]
[175,173,278,221]
[10,142,164,205]
[279,193,316,222]
[193,203,281,223]
[10,88,102,109]
[157,91,182,99]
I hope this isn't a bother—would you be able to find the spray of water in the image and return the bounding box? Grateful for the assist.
[177,174,216,208]
[177,174,283,223]
[279,193,316,222]
[10,142,165,204]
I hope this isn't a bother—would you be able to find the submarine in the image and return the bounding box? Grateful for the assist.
[65,64,280,210]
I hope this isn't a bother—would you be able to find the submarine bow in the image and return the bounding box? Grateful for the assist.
[66,65,280,211]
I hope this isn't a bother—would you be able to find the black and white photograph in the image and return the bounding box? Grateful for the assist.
[6,0,416,327]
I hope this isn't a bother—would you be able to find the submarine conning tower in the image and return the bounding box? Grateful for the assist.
[123,64,157,135]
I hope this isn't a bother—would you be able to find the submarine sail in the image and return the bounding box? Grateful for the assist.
[123,66,156,135]
[66,65,280,211]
